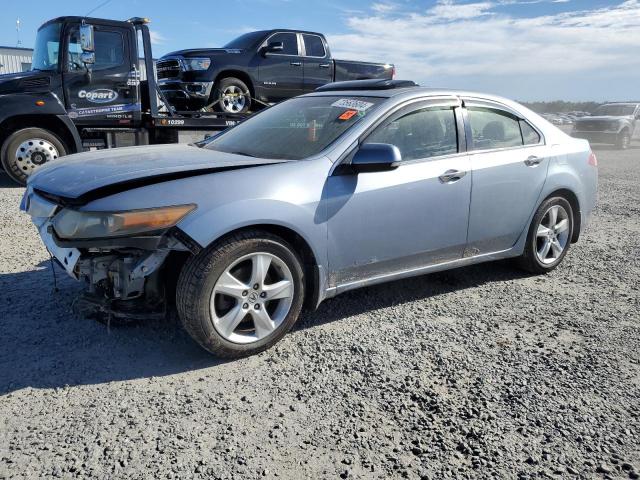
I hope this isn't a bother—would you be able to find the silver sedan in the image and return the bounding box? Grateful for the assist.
[22,80,598,357]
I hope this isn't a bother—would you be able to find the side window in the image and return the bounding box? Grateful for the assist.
[467,107,523,150]
[303,34,326,57]
[520,120,541,145]
[68,28,124,71]
[364,107,458,161]
[268,33,298,55]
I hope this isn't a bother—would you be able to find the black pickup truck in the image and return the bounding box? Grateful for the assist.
[157,29,395,113]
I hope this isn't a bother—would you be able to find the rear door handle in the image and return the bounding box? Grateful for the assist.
[524,155,543,167]
[319,63,331,68]
[290,61,302,66]
[439,169,467,183]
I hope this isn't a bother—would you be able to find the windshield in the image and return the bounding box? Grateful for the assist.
[594,105,636,116]
[31,23,61,71]
[223,31,267,49]
[205,96,385,160]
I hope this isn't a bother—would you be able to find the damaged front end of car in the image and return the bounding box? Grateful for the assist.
[21,186,198,323]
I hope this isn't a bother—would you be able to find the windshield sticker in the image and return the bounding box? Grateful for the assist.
[331,99,374,112]
[338,109,358,121]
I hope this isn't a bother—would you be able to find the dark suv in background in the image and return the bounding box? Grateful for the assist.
[156,29,394,113]
[572,103,640,149]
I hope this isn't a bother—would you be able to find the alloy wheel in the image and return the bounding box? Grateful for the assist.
[210,252,294,344]
[535,205,570,265]
[221,85,246,113]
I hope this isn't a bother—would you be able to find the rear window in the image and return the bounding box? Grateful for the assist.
[468,107,523,151]
[520,120,541,145]
[303,34,326,57]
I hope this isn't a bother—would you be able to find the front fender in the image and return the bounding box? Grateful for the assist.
[0,91,67,123]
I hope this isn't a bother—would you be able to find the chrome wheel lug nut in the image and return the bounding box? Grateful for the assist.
[243,303,249,309]
[254,304,260,310]
[260,292,266,298]
[253,283,259,290]
[242,290,248,296]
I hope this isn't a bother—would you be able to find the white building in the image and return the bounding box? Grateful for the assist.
[0,46,33,74]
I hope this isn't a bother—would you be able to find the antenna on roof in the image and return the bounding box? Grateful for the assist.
[16,18,22,47]
[85,0,113,17]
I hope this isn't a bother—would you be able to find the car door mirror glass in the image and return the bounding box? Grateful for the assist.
[80,24,95,52]
[351,143,401,173]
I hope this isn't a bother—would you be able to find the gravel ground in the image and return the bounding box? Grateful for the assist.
[1,144,639,480]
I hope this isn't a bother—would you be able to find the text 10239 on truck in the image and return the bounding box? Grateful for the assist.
[0,17,395,186]
[156,29,395,114]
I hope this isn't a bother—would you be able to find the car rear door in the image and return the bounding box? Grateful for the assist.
[301,33,333,93]
[326,98,471,286]
[258,32,304,102]
[462,99,549,255]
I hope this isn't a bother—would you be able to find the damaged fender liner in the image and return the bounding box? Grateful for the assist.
[34,161,288,207]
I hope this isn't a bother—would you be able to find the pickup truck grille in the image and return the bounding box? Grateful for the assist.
[576,120,608,131]
[156,59,181,80]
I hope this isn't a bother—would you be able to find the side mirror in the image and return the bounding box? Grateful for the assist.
[265,41,284,54]
[350,143,401,173]
[80,24,95,52]
[80,52,95,65]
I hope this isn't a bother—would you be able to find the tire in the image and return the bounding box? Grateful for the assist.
[176,230,305,358]
[615,130,631,150]
[516,196,574,274]
[1,128,67,185]
[212,77,252,114]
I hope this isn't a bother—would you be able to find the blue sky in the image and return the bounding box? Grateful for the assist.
[1,0,638,101]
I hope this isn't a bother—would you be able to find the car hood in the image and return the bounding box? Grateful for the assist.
[575,115,632,122]
[162,48,244,58]
[0,70,52,95]
[28,144,287,205]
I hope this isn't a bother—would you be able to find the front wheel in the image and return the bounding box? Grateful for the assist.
[1,128,67,185]
[176,230,305,358]
[616,130,631,150]
[213,77,252,114]
[516,197,574,274]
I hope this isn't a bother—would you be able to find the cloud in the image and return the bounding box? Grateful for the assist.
[328,0,640,100]
[371,2,397,13]
[149,30,167,45]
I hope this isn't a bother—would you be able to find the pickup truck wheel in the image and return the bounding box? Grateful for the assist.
[616,130,630,150]
[176,230,305,358]
[214,77,252,114]
[1,128,67,185]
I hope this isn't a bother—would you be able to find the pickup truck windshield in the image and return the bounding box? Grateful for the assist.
[594,105,636,116]
[205,96,385,160]
[31,23,61,71]
[223,31,267,49]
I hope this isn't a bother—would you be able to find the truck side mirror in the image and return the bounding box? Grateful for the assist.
[265,41,284,54]
[80,24,95,52]
[80,52,95,65]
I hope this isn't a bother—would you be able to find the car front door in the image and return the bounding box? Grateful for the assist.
[301,33,333,93]
[62,23,140,127]
[463,100,549,255]
[326,99,471,287]
[258,32,304,102]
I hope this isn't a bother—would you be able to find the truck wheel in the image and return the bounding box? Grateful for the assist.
[616,130,630,150]
[1,128,67,185]
[176,229,305,358]
[213,77,252,114]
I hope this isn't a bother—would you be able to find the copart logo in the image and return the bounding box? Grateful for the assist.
[78,89,118,103]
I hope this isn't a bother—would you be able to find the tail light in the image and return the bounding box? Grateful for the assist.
[588,150,597,167]
[391,66,396,79]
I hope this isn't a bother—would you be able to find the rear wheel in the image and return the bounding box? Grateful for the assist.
[212,77,252,114]
[176,230,304,358]
[517,197,574,274]
[616,130,630,150]
[1,128,67,185]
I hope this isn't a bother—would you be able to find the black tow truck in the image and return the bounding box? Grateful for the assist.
[0,16,248,185]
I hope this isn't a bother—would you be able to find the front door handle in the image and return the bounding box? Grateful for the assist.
[319,63,331,68]
[439,169,467,183]
[524,155,543,167]
[290,61,302,66]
